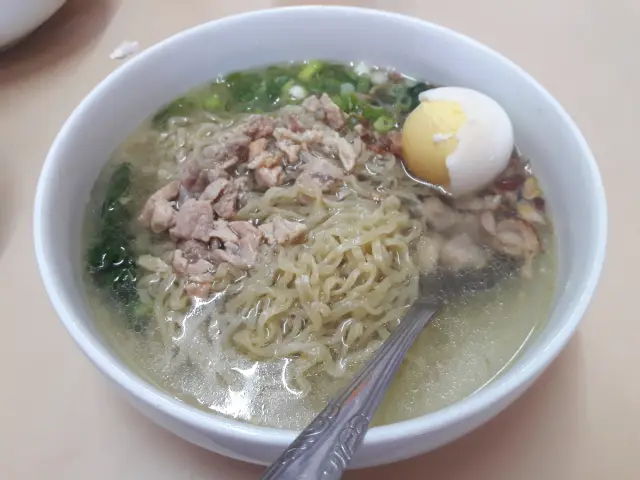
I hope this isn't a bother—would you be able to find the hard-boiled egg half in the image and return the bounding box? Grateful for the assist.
[402,87,514,197]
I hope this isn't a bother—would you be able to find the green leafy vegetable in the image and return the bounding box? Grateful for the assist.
[222,68,302,112]
[320,63,358,84]
[330,94,346,111]
[339,92,361,114]
[388,83,408,99]
[151,61,424,135]
[152,97,197,129]
[356,76,371,93]
[264,77,286,102]
[225,71,263,103]
[408,82,433,110]
[87,163,146,332]
[306,76,342,95]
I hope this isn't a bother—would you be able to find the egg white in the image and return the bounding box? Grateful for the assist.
[418,87,514,196]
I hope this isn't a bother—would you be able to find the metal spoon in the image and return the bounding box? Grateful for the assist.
[259,261,514,480]
[400,160,452,197]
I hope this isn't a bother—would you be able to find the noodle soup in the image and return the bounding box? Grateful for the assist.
[83,61,555,429]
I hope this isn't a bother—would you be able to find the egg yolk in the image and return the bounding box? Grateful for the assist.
[401,100,467,188]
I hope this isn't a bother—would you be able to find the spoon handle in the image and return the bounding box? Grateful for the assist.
[259,303,438,480]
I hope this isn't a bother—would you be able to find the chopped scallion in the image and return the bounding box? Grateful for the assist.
[340,82,356,95]
[289,84,308,100]
[373,115,396,133]
[397,94,413,111]
[298,60,325,82]
[362,104,385,121]
[389,83,408,99]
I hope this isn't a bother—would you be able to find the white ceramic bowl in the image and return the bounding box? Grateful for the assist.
[33,6,607,468]
[0,0,66,49]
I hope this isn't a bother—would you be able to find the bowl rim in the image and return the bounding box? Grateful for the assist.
[33,5,607,448]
